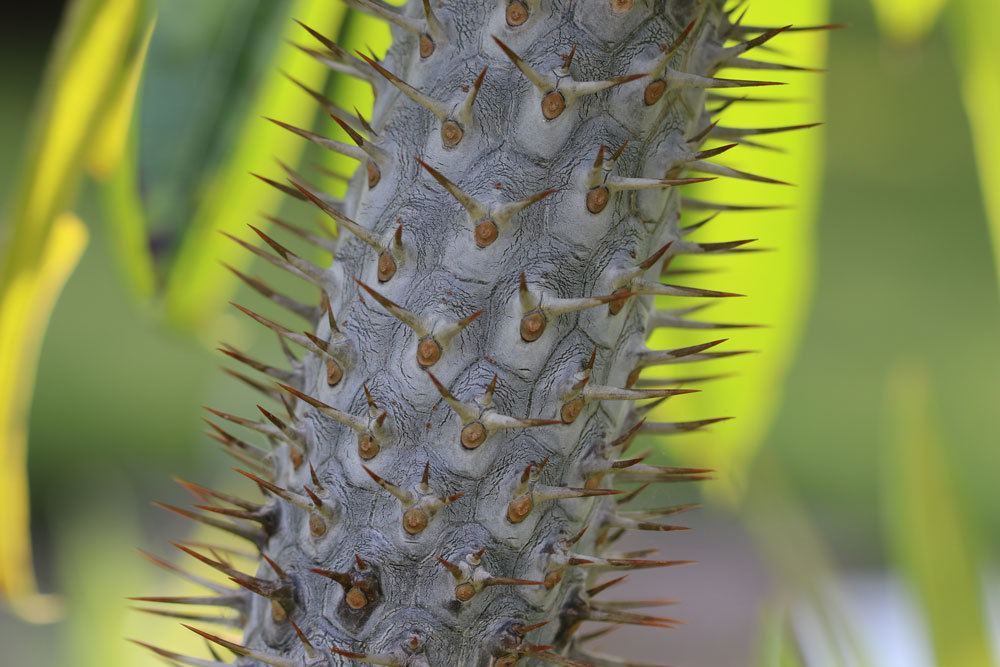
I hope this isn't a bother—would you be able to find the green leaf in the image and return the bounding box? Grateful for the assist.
[871,0,950,45]
[949,0,1000,294]
[0,0,151,281]
[0,214,88,623]
[754,602,807,667]
[96,132,157,300]
[883,362,994,667]
[55,480,207,666]
[647,0,832,500]
[163,0,349,330]
[0,0,151,620]
[138,1,300,244]
[91,18,158,300]
[745,457,876,667]
[87,15,156,178]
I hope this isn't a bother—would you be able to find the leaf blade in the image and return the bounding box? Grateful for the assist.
[871,0,949,45]
[0,0,151,618]
[648,0,832,499]
[0,213,88,621]
[950,0,1000,295]
[162,0,349,329]
[754,602,807,667]
[883,363,994,667]
[90,16,158,299]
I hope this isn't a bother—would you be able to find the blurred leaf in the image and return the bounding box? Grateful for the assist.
[755,602,807,667]
[649,0,831,499]
[746,457,875,667]
[97,135,157,300]
[871,0,949,45]
[0,213,88,621]
[56,478,199,667]
[163,0,349,331]
[139,1,304,244]
[883,362,994,667]
[58,484,150,666]
[91,18,158,299]
[949,0,1000,294]
[0,0,151,619]
[0,0,150,275]
[88,17,156,178]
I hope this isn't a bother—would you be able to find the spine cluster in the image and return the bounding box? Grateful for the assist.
[132,1,826,665]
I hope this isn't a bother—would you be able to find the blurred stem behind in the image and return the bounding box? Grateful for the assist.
[754,602,807,667]
[746,456,875,667]
[883,362,994,667]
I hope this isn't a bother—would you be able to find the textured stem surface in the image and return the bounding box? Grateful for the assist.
[135,1,812,665]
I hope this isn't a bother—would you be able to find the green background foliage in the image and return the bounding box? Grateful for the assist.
[0,0,997,664]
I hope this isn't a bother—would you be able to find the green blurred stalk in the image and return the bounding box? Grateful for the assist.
[97,132,156,301]
[883,362,994,667]
[755,601,807,667]
[950,0,1000,293]
[0,213,87,622]
[746,456,875,667]
[0,0,147,278]
[869,0,1000,293]
[92,19,158,300]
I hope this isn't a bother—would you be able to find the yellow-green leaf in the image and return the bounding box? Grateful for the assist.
[0,0,150,619]
[883,362,994,667]
[755,603,806,667]
[745,458,876,667]
[97,137,157,300]
[91,16,158,299]
[163,0,348,331]
[872,0,950,45]
[950,0,1000,293]
[1,0,148,281]
[648,0,831,500]
[0,212,88,622]
[88,15,156,178]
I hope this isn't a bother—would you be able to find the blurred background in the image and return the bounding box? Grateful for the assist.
[1,0,997,665]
